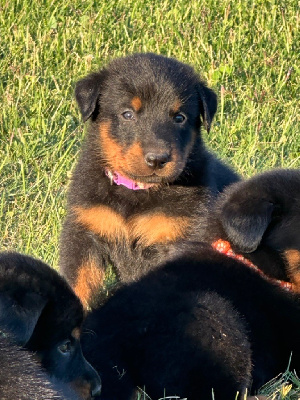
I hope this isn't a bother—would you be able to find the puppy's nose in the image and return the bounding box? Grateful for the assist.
[144,152,170,169]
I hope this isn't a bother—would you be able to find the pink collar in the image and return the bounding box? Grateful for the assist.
[212,239,293,292]
[105,169,154,190]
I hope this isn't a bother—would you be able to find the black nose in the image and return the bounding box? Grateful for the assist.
[144,152,170,169]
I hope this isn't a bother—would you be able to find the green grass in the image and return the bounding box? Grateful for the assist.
[1,0,299,264]
[258,369,300,400]
[135,369,300,400]
[0,0,299,398]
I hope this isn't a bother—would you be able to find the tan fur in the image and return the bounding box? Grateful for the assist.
[172,99,182,113]
[71,327,81,340]
[74,205,191,247]
[128,213,191,246]
[284,249,300,292]
[98,120,195,180]
[131,96,142,111]
[73,205,127,242]
[73,258,105,309]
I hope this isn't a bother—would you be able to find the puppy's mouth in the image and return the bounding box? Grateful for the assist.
[105,168,182,190]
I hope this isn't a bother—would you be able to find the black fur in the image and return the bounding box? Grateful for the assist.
[0,252,101,400]
[59,53,239,308]
[210,168,300,282]
[82,169,300,400]
[0,335,79,400]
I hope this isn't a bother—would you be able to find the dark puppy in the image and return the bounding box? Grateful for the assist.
[0,335,79,400]
[59,53,239,308]
[211,168,300,289]
[0,252,101,400]
[82,169,300,400]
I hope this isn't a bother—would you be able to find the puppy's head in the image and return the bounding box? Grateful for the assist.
[217,169,300,284]
[75,53,217,184]
[218,169,300,253]
[0,252,101,400]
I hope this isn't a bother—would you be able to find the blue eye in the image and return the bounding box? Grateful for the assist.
[173,113,185,123]
[122,111,134,120]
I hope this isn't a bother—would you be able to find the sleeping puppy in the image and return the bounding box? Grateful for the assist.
[82,168,300,400]
[0,252,101,400]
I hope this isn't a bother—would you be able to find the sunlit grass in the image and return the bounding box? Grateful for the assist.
[1,0,299,264]
[0,0,299,397]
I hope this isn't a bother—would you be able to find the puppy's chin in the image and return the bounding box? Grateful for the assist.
[123,162,186,184]
[125,170,183,185]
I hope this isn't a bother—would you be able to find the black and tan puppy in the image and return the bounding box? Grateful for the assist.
[0,252,101,400]
[59,53,239,308]
[82,169,300,400]
[0,335,79,400]
[210,167,300,288]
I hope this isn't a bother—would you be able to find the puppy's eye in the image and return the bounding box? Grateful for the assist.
[173,113,185,124]
[122,111,134,120]
[58,340,72,354]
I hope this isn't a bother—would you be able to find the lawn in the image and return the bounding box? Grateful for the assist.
[0,0,299,398]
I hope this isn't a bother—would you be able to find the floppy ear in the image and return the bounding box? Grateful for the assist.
[0,292,47,346]
[198,84,217,132]
[220,195,275,253]
[75,71,107,122]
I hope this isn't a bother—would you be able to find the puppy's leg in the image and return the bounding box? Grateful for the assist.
[284,249,300,292]
[59,218,108,309]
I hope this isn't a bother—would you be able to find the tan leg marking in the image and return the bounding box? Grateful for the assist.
[128,213,191,246]
[73,258,105,309]
[284,249,300,292]
[73,205,127,242]
[74,203,192,247]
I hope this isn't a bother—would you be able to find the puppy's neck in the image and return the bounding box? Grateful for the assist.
[212,239,294,292]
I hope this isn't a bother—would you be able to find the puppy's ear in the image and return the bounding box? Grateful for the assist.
[198,84,217,132]
[220,194,275,253]
[0,292,47,346]
[75,71,107,122]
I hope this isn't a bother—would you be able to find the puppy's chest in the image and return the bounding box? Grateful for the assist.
[73,203,198,247]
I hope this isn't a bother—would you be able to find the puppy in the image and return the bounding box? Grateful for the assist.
[82,169,300,400]
[59,53,239,308]
[0,334,79,399]
[0,252,101,400]
[210,167,300,288]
